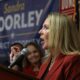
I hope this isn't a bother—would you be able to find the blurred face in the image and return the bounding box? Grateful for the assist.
[9,45,20,63]
[26,45,41,64]
[39,18,49,49]
[10,46,20,54]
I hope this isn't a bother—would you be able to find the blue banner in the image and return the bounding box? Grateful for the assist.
[0,0,59,66]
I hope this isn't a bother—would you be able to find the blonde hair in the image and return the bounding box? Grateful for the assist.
[47,13,80,55]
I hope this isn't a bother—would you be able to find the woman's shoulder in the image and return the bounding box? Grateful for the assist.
[63,52,80,65]
[65,52,80,59]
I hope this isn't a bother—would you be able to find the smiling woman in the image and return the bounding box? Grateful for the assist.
[22,41,44,77]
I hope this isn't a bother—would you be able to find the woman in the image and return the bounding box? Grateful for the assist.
[37,13,80,80]
[23,42,44,77]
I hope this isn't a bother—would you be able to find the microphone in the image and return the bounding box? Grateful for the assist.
[8,48,28,68]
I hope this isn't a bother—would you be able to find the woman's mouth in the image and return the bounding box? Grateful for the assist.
[40,38,45,45]
[41,41,44,45]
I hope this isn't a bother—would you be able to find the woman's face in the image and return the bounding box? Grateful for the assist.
[26,45,41,64]
[39,18,49,49]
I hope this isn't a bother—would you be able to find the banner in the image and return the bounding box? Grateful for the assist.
[0,0,59,65]
[60,0,76,20]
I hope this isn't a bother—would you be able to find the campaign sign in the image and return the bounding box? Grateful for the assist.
[0,0,59,66]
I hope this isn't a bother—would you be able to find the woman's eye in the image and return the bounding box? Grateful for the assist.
[43,25,48,29]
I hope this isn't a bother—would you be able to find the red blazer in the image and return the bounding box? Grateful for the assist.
[37,53,80,80]
[23,66,39,77]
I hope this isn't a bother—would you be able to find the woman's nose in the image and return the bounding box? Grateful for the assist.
[38,29,41,34]
[38,28,43,34]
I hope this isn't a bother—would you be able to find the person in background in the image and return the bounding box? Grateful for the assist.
[37,13,80,80]
[9,42,23,70]
[22,41,44,77]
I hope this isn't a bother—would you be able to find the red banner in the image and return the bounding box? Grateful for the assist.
[60,0,76,15]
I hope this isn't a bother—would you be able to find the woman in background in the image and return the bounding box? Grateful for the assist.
[23,42,44,77]
[37,13,80,80]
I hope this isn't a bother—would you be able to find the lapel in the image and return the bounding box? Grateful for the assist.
[38,55,52,79]
[45,53,65,80]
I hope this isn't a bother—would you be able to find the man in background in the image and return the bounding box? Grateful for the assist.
[9,42,23,70]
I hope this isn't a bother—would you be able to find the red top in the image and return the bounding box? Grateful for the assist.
[23,65,39,77]
[37,53,80,80]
